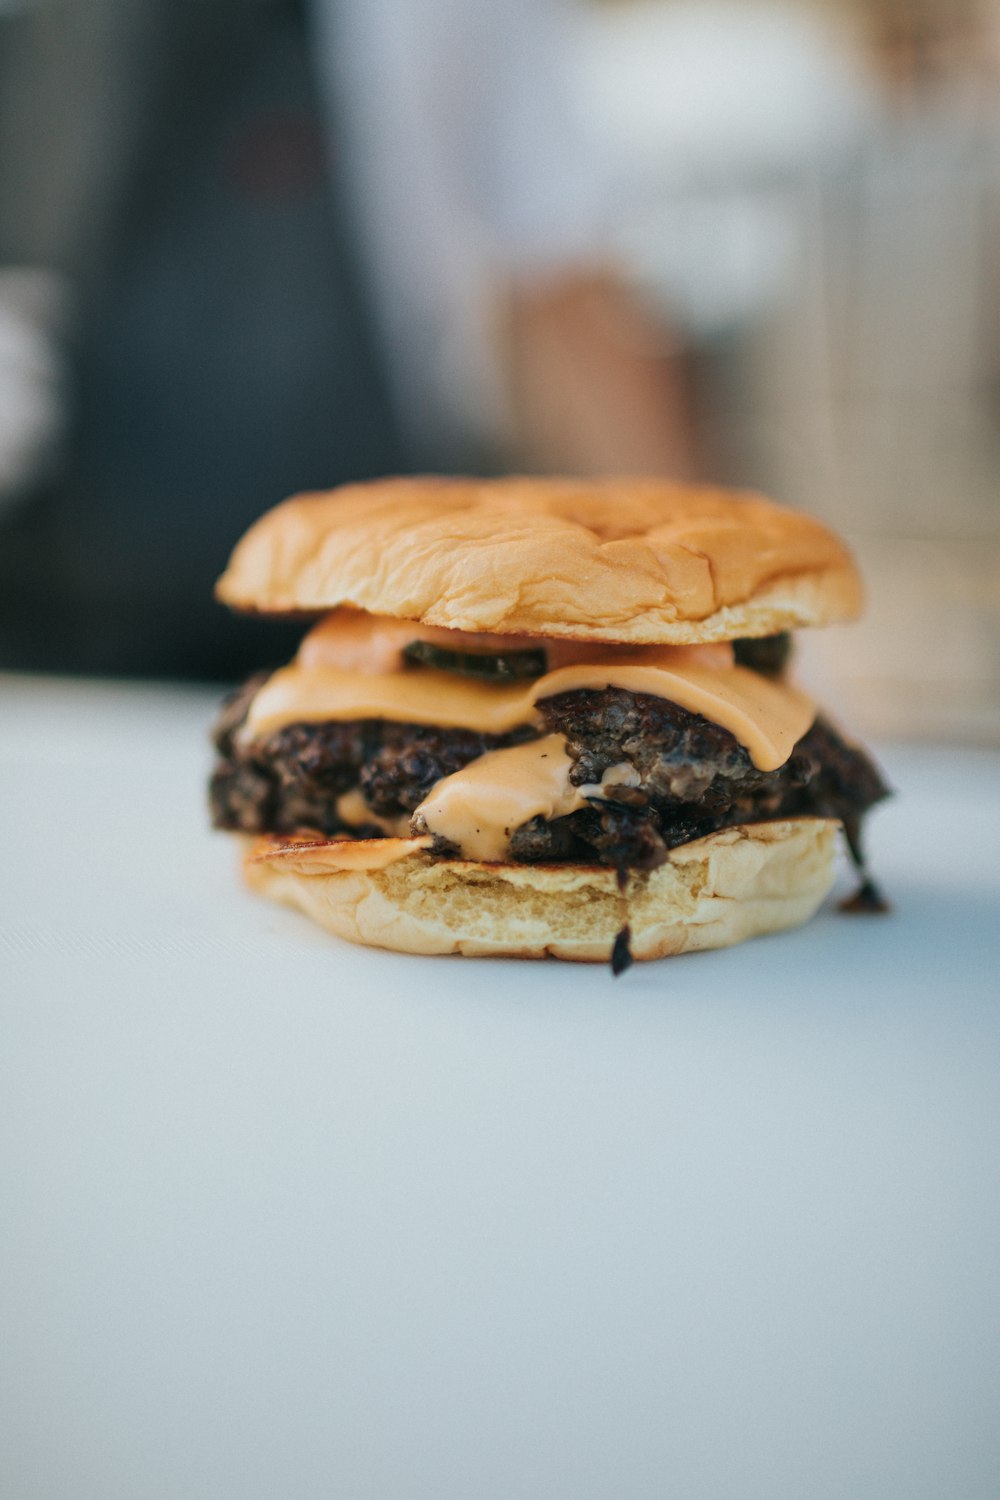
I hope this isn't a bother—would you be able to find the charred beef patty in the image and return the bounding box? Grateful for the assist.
[210,676,888,870]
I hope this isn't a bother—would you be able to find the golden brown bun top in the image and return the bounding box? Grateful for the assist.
[216,475,862,643]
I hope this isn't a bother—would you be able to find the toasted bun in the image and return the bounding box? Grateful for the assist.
[216,476,861,644]
[242,818,839,962]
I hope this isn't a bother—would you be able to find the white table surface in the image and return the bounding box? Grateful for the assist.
[2,672,999,1500]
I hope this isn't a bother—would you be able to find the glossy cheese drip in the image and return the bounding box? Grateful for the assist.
[415,735,589,862]
[244,658,814,772]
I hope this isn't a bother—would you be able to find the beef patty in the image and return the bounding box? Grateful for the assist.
[210,674,888,873]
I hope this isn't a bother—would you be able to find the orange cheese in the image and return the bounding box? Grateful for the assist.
[414,735,590,861]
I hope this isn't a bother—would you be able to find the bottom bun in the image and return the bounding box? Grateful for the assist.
[243,817,839,963]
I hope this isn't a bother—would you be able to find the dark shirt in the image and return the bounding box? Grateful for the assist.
[0,0,413,681]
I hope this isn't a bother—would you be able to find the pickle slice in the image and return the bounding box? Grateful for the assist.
[733,632,792,678]
[403,640,548,680]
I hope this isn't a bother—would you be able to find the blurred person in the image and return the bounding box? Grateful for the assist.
[569,0,1000,744]
[575,0,877,348]
[0,0,695,682]
[584,0,1000,743]
[865,0,1000,101]
[797,0,1000,745]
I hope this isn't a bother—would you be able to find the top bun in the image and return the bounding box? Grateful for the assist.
[216,476,862,644]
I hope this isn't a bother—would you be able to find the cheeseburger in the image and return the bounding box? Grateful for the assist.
[210,476,887,968]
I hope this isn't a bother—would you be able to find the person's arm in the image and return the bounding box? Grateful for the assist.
[313,0,699,476]
[501,266,699,479]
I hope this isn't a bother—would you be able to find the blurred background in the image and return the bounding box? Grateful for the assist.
[0,0,997,742]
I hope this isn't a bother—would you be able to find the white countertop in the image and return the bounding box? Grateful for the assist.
[2,673,999,1500]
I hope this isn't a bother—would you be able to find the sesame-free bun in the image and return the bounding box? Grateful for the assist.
[216,476,861,644]
[243,818,839,962]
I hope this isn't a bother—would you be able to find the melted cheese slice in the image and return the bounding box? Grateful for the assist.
[243,658,814,772]
[415,734,590,862]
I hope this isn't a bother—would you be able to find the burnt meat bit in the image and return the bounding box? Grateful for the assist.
[611,924,635,977]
